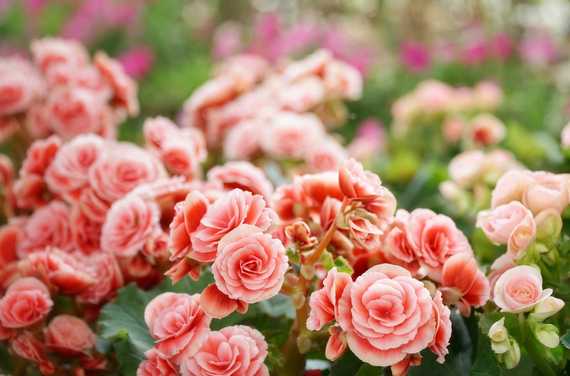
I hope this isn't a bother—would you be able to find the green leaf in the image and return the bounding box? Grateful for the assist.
[0,342,14,373]
[561,331,570,349]
[471,333,502,376]
[356,363,384,375]
[330,350,365,375]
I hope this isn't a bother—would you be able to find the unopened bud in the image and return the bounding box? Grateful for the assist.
[535,209,562,242]
[502,338,520,370]
[530,297,565,321]
[534,323,560,348]
[489,318,508,344]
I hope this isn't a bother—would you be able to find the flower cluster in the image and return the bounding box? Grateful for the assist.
[180,50,361,171]
[0,38,138,142]
[476,169,568,370]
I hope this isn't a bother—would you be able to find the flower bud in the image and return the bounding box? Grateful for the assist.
[534,323,560,348]
[489,318,508,344]
[502,338,520,369]
[534,209,562,242]
[530,296,565,321]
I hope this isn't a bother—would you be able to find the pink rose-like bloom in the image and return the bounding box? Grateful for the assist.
[522,172,569,215]
[448,150,485,187]
[89,143,165,203]
[441,253,490,316]
[406,209,472,280]
[278,76,325,113]
[323,60,363,100]
[223,119,262,160]
[488,253,516,298]
[469,114,505,146]
[169,191,209,262]
[12,174,47,209]
[137,348,177,376]
[31,37,88,74]
[326,326,348,361]
[143,116,178,151]
[0,277,53,329]
[94,51,139,116]
[208,161,273,202]
[25,103,52,139]
[490,170,534,209]
[11,332,55,375]
[208,224,287,310]
[160,138,200,177]
[190,189,276,263]
[20,135,61,177]
[70,205,102,254]
[216,54,268,92]
[46,134,105,200]
[380,210,420,275]
[442,117,466,144]
[45,314,96,355]
[338,158,383,199]
[101,195,160,257]
[180,325,269,376]
[45,87,112,139]
[493,265,552,313]
[305,138,347,172]
[307,268,352,331]
[477,201,536,256]
[0,57,45,116]
[261,112,325,159]
[429,291,452,363]
[337,264,436,367]
[144,292,211,360]
[474,81,503,109]
[78,252,123,304]
[19,200,74,256]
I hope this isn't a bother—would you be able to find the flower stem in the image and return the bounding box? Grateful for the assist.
[305,198,349,265]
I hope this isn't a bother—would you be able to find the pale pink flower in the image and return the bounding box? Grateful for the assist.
[143,116,178,151]
[282,49,331,82]
[31,37,89,74]
[215,54,268,92]
[488,253,516,297]
[19,200,73,256]
[491,170,534,209]
[205,225,287,317]
[94,51,139,116]
[323,60,363,100]
[493,265,552,313]
[261,112,325,159]
[144,292,211,361]
[522,171,569,215]
[305,138,347,172]
[337,264,436,367]
[160,138,201,177]
[338,158,383,199]
[180,325,269,376]
[45,134,105,200]
[0,277,52,328]
[208,161,273,202]
[190,189,276,263]
[448,150,485,188]
[101,195,160,257]
[45,87,112,139]
[380,210,421,275]
[307,268,352,331]
[469,114,505,146]
[0,57,45,116]
[223,119,262,160]
[279,76,325,112]
[442,117,466,144]
[474,81,503,109]
[45,315,96,355]
[476,201,533,245]
[89,143,165,203]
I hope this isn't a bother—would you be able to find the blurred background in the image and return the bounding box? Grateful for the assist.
[2,0,570,210]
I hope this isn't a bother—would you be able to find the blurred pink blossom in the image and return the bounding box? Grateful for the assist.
[488,32,513,60]
[118,46,154,79]
[400,41,431,72]
[519,32,557,66]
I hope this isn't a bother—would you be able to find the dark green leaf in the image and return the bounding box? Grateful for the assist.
[561,331,570,349]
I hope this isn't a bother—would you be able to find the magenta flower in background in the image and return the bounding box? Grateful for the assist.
[62,0,140,43]
[118,46,154,79]
[321,29,375,75]
[400,41,431,72]
[460,32,488,65]
[488,32,513,61]
[519,32,558,67]
[348,118,386,161]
